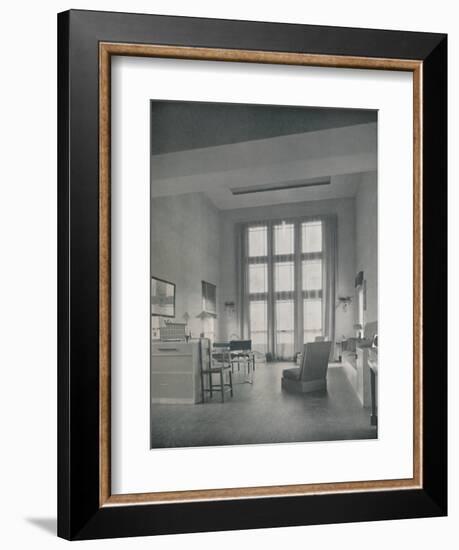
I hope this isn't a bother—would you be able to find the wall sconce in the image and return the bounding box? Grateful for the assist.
[336,296,352,311]
[224,301,236,317]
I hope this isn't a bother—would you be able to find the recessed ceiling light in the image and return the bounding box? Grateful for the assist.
[230,177,330,195]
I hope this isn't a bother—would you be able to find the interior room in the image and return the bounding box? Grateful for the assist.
[150,101,378,449]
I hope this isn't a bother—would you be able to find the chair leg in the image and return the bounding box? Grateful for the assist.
[229,370,233,397]
[209,372,213,398]
[220,370,224,403]
[200,371,205,403]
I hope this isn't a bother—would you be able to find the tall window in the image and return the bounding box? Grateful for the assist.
[245,219,326,359]
[247,226,268,354]
[273,222,295,359]
[302,221,323,343]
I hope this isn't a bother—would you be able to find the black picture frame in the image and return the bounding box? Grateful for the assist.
[58,9,447,541]
[202,280,217,316]
[151,276,176,318]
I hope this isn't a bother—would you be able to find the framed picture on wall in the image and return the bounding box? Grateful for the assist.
[202,281,217,316]
[151,276,176,317]
[58,9,447,541]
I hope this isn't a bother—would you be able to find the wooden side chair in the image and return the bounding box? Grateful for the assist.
[200,339,233,403]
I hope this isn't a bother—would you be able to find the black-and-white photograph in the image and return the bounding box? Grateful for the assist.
[150,100,378,449]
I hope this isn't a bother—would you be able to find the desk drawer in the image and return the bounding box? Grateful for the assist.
[151,372,193,400]
[152,342,193,354]
[151,353,194,373]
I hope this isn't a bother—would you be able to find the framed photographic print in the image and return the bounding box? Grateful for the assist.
[58,9,447,541]
[151,276,176,317]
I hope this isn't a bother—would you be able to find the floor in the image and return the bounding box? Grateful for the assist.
[150,362,377,449]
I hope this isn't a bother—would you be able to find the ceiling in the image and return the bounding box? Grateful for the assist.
[151,121,378,210]
[151,101,377,156]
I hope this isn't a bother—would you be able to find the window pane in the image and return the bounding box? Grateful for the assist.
[276,299,294,359]
[275,261,294,292]
[249,264,268,294]
[303,299,322,344]
[248,226,267,256]
[251,331,268,353]
[302,221,322,253]
[250,301,267,331]
[250,301,267,353]
[274,222,294,254]
[302,259,322,291]
[276,300,295,331]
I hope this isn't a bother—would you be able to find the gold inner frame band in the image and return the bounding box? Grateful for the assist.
[99,42,423,507]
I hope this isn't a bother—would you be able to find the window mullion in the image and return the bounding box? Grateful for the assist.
[267,222,275,357]
[294,221,302,355]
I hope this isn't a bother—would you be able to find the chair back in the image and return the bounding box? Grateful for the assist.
[229,339,252,351]
[199,338,212,372]
[211,341,231,366]
[213,341,230,350]
[299,341,332,381]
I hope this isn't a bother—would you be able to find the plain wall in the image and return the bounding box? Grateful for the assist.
[218,197,357,344]
[151,192,221,337]
[151,193,359,347]
[355,171,378,324]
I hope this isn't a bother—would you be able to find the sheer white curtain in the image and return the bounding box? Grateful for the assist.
[322,215,337,358]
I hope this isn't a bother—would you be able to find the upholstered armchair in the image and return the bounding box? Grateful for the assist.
[281,341,332,393]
